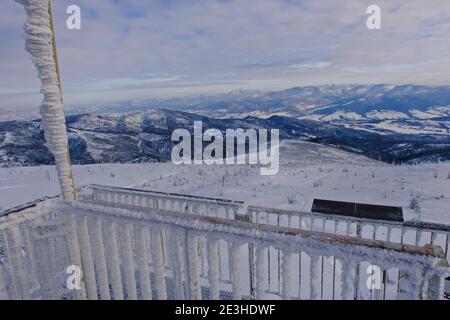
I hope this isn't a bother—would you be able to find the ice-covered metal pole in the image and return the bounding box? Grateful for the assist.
[16,0,76,200]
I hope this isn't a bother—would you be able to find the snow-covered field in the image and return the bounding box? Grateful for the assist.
[1,140,450,226]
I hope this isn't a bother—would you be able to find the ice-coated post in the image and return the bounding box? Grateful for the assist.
[16,0,76,200]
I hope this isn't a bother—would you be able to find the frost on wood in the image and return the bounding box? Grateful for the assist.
[16,0,76,200]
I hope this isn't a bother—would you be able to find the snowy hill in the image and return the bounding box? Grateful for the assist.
[1,140,449,226]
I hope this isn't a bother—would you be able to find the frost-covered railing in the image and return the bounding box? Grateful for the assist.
[83,185,450,262]
[85,184,246,220]
[1,193,449,300]
[78,185,450,299]
[246,205,450,299]
[247,205,450,262]
[0,197,60,299]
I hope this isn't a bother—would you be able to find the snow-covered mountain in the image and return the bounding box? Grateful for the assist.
[183,85,450,137]
[61,84,450,138]
[67,84,450,121]
[1,109,450,167]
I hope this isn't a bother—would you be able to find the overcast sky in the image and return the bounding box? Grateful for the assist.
[1,0,450,112]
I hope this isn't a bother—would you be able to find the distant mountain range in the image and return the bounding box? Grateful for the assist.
[64,84,450,137]
[68,84,450,119]
[1,107,449,167]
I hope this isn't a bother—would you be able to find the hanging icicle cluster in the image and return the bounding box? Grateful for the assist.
[16,0,76,200]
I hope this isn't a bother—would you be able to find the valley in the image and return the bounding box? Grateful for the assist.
[2,84,449,167]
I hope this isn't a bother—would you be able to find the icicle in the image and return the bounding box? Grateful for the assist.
[398,270,418,300]
[231,243,242,300]
[339,258,356,300]
[0,265,8,300]
[346,222,351,236]
[120,223,137,300]
[65,214,87,300]
[169,230,184,299]
[400,227,406,243]
[135,225,152,300]
[22,224,39,290]
[430,232,438,245]
[33,237,55,299]
[256,246,268,300]
[0,232,18,299]
[282,251,293,300]
[445,234,449,260]
[77,215,98,300]
[6,226,30,299]
[0,233,11,300]
[207,238,220,300]
[386,226,392,242]
[199,238,207,278]
[373,225,378,239]
[91,217,110,300]
[415,230,422,246]
[425,272,445,300]
[150,227,167,300]
[248,243,257,299]
[186,232,201,299]
[105,221,123,299]
[310,254,321,300]
[16,0,76,200]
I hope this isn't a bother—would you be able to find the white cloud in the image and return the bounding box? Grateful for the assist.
[1,0,450,110]
[289,62,332,69]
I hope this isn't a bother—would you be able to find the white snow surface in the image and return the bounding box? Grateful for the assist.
[1,140,449,226]
[319,111,364,121]
[366,110,409,120]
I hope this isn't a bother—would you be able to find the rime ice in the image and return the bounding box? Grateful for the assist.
[16,0,76,200]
